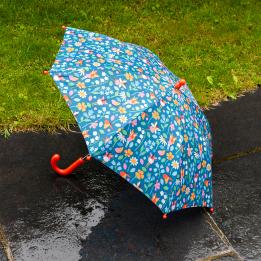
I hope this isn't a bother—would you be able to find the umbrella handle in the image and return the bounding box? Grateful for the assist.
[50,154,91,176]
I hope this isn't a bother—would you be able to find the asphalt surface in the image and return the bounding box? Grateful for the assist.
[205,88,261,260]
[0,132,234,261]
[205,87,261,159]
[213,153,261,260]
[0,87,260,260]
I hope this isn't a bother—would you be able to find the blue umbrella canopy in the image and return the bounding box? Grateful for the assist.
[50,27,213,215]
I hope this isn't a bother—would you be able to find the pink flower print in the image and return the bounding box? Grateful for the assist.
[104,137,111,144]
[158,150,165,156]
[149,122,159,133]
[187,146,192,157]
[138,92,145,98]
[115,147,123,153]
[115,78,126,88]
[112,100,120,106]
[142,58,149,64]
[150,92,156,99]
[69,75,78,82]
[123,163,127,170]
[97,97,106,105]
[154,181,160,190]
[127,130,137,142]
[160,99,166,107]
[103,152,113,162]
[112,47,121,54]
[152,76,159,83]
[148,154,156,164]
[131,119,137,127]
[197,162,201,170]
[90,122,98,129]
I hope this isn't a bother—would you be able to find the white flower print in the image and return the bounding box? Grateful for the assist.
[119,115,127,123]
[159,135,167,145]
[115,78,126,88]
[117,132,126,143]
[78,90,87,98]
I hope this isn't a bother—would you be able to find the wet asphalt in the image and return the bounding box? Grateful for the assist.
[0,87,260,261]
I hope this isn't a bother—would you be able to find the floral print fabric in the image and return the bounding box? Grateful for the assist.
[50,27,213,214]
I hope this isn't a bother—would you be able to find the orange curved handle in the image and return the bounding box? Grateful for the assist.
[50,154,86,176]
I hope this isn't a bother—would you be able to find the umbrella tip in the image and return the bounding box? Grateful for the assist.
[162,214,167,219]
[179,79,186,86]
[43,70,49,75]
[62,25,66,30]
[174,79,186,90]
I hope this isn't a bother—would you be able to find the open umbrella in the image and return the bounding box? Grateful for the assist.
[46,27,213,218]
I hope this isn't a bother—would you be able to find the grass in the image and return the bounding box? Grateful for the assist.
[0,0,260,133]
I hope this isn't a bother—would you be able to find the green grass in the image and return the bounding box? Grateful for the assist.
[0,0,260,133]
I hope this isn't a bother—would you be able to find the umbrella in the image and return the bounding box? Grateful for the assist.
[46,27,213,218]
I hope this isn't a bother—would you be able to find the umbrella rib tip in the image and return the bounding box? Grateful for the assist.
[162,214,167,219]
[174,79,186,90]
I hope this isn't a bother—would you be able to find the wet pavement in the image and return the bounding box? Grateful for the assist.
[0,88,260,260]
[0,132,235,261]
[205,88,261,260]
[205,88,261,159]
[213,153,261,260]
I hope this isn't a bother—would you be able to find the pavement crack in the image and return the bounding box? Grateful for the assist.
[213,146,261,165]
[204,211,243,260]
[0,225,14,261]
